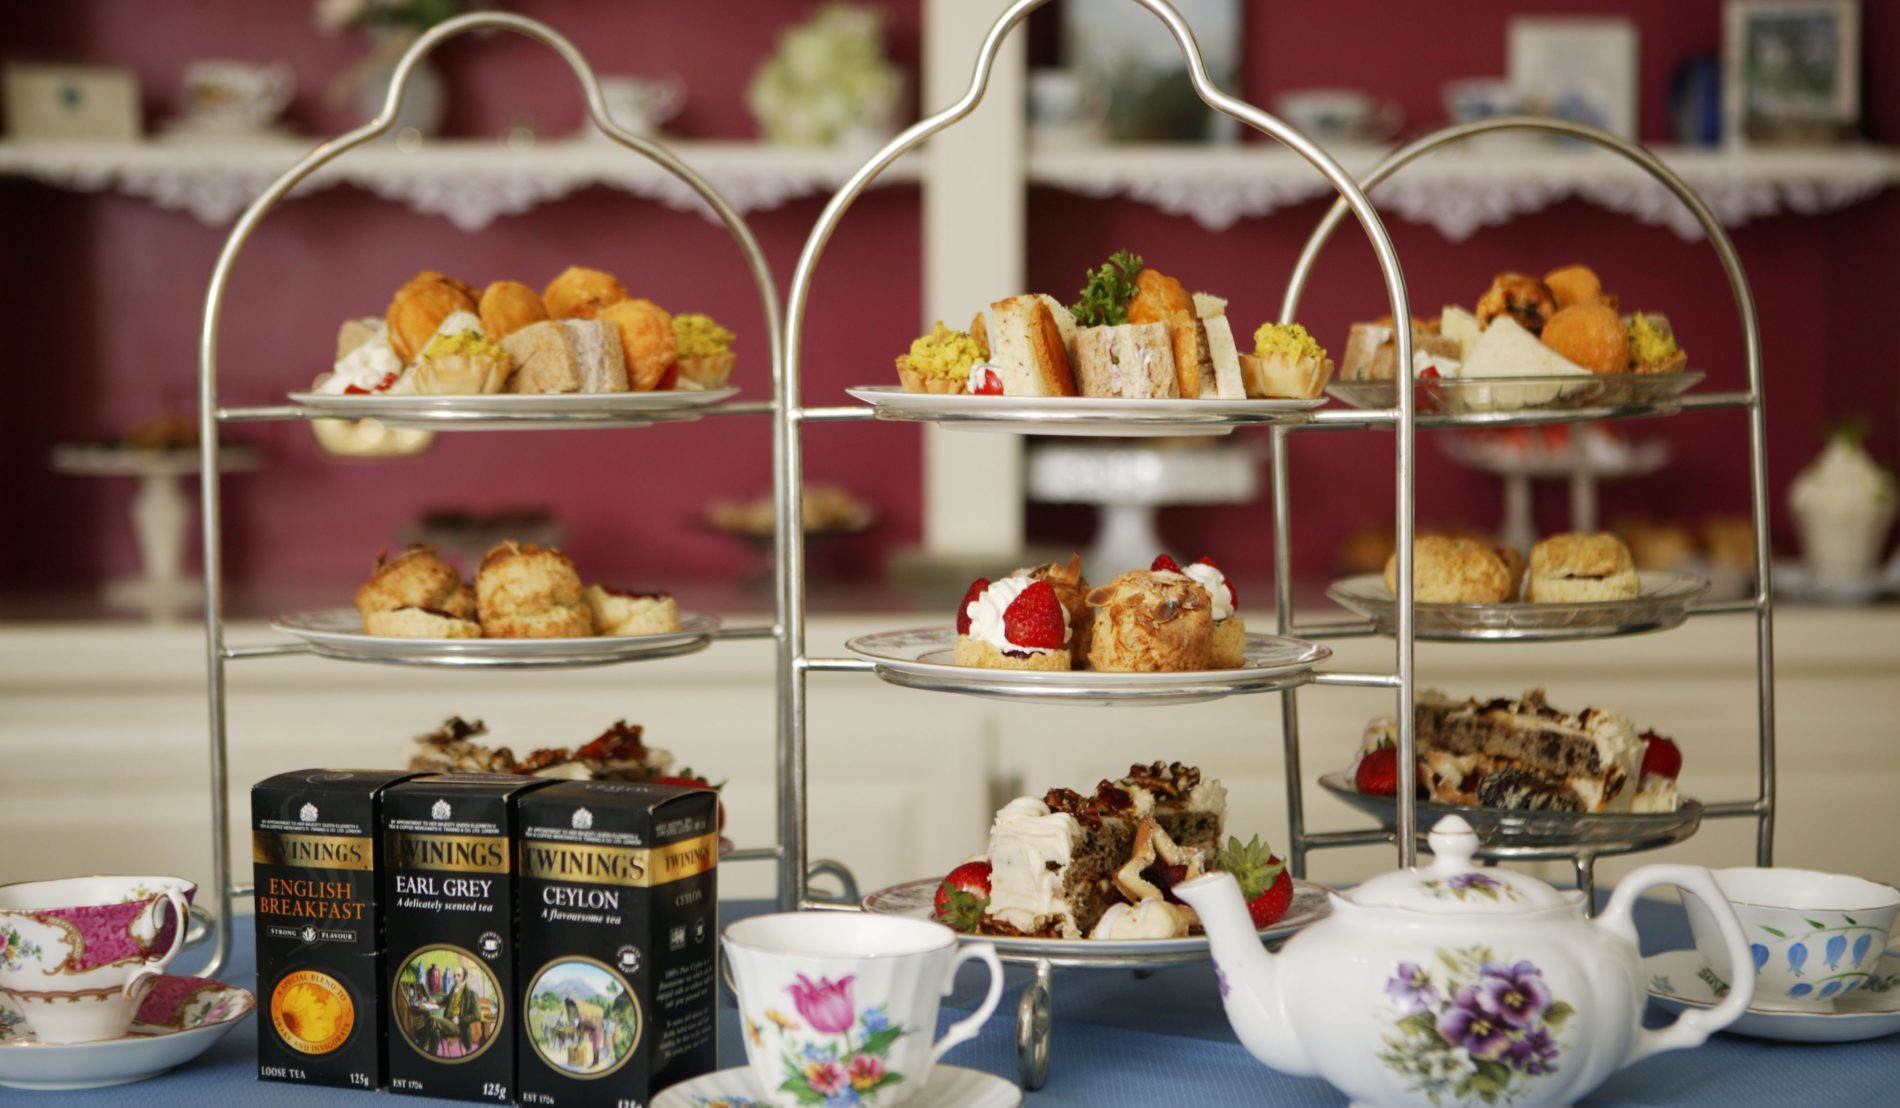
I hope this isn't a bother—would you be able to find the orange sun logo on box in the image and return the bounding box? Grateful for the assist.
[272,970,355,1054]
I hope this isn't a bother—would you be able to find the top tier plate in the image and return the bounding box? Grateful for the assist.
[845,386,1322,437]
[287,387,740,431]
[1326,372,1703,428]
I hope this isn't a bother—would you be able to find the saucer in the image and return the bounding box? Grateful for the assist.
[655,1062,1021,1107]
[1644,950,1900,1043]
[1775,562,1895,605]
[0,975,254,1089]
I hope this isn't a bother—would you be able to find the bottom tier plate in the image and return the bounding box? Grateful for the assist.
[1317,773,1703,853]
[860,877,1330,960]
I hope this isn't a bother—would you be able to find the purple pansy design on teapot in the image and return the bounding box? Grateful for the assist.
[1379,947,1573,1103]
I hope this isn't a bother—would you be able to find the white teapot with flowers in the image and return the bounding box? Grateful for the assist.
[1173,816,1755,1108]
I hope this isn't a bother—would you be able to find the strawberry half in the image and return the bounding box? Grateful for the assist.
[956,578,989,636]
[652,769,725,831]
[1152,553,1183,574]
[1639,731,1682,780]
[1002,580,1066,650]
[1354,746,1400,796]
[1215,835,1292,929]
[1194,555,1237,607]
[933,860,991,932]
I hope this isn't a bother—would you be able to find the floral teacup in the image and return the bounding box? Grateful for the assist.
[0,875,195,1043]
[723,913,1003,1108]
[1683,867,1900,1011]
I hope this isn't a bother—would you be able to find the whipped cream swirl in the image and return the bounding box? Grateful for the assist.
[1182,561,1235,622]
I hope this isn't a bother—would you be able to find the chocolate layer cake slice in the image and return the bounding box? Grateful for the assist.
[1410,689,1645,813]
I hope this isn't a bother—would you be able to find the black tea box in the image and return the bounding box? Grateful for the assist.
[252,768,421,1090]
[383,773,552,1103]
[515,780,719,1107]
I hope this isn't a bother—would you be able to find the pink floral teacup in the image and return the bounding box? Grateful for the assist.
[0,875,195,1043]
[723,913,1003,1107]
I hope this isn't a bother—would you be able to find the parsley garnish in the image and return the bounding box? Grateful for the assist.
[1069,250,1145,327]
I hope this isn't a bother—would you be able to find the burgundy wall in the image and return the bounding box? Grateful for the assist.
[3,0,1894,593]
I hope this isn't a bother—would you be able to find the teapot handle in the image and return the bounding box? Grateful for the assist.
[1598,865,1755,1066]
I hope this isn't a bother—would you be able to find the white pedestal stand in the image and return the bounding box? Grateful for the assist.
[1027,441,1258,574]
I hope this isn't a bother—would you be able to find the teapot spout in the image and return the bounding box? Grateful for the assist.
[1174,870,1316,1077]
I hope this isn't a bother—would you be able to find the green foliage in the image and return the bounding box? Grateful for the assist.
[1070,250,1145,327]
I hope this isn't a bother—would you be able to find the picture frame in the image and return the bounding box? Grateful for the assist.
[1064,0,1242,144]
[3,62,141,141]
[1506,17,1639,140]
[1723,0,1861,147]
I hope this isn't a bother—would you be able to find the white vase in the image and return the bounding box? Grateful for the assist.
[358,30,445,135]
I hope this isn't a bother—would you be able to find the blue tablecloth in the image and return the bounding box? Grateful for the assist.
[35,898,1898,1106]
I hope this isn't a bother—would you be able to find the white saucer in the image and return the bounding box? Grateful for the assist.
[1644,950,1900,1043]
[1775,563,1895,605]
[656,1062,1021,1107]
[0,975,254,1089]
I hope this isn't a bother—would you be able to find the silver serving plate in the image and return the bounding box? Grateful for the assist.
[1326,570,1710,641]
[288,387,739,430]
[1326,372,1704,428]
[845,386,1322,437]
[271,609,720,667]
[844,627,1331,706]
[1318,773,1703,853]
[860,876,1331,963]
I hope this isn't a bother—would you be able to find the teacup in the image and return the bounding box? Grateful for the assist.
[1273,89,1404,143]
[1683,867,1900,1011]
[724,913,1003,1108]
[593,75,684,139]
[183,60,294,130]
[0,875,195,1043]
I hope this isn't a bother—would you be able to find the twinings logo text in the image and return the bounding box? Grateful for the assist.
[518,832,717,888]
[252,831,372,871]
[387,832,507,874]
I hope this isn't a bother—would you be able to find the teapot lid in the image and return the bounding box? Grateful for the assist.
[1346,815,1573,914]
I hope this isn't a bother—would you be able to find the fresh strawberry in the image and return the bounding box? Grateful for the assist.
[933,861,991,932]
[1001,580,1066,650]
[970,364,1005,395]
[1215,835,1292,929]
[652,770,725,831]
[1354,745,1401,796]
[1419,365,1442,379]
[1639,731,1682,780]
[955,578,989,636]
[1194,556,1238,607]
[1151,553,1183,574]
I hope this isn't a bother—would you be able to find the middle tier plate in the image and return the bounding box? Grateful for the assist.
[271,609,721,668]
[844,628,1330,706]
[1318,773,1703,853]
[1327,570,1710,641]
[845,386,1323,437]
[287,387,740,430]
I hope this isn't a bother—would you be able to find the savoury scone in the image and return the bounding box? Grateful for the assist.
[1540,302,1629,377]
[365,606,482,639]
[476,541,595,638]
[1542,264,1606,311]
[1474,272,1557,335]
[583,585,681,636]
[597,298,679,391]
[386,272,479,362]
[1086,570,1213,672]
[354,545,468,628]
[542,266,629,320]
[478,279,550,340]
[1012,553,1093,656]
[954,577,1073,671]
[1383,536,1513,604]
[1526,532,1640,602]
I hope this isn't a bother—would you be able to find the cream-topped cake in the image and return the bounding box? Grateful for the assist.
[953,575,1073,671]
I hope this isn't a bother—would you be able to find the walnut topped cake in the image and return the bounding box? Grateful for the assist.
[406,716,674,781]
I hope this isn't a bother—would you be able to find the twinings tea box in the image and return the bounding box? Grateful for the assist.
[515,780,718,1107]
[253,768,421,1090]
[384,774,552,1103]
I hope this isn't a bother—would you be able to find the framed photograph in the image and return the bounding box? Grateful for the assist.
[3,63,141,141]
[1506,17,1639,140]
[1724,0,1860,146]
[1064,0,1241,144]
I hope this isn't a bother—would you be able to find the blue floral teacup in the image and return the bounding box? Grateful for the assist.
[723,913,1003,1107]
[1683,867,1900,1011]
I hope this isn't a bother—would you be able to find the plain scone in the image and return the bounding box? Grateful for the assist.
[476,541,595,638]
[583,585,681,636]
[1085,571,1213,672]
[953,635,1072,671]
[1526,532,1640,602]
[354,545,473,628]
[1384,536,1514,604]
[365,606,481,639]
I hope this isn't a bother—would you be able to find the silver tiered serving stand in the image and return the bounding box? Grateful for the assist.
[1271,115,1777,899]
[778,0,1419,1089]
[190,13,806,977]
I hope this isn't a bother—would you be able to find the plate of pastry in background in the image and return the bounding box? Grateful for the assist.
[271,541,719,666]
[1327,531,1710,640]
[851,251,1326,436]
[846,553,1330,705]
[1324,264,1703,420]
[290,267,739,429]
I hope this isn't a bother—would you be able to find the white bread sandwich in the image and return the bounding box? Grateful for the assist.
[976,294,1076,397]
[1193,292,1246,400]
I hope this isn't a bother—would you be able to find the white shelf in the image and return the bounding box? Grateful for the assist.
[5,135,1894,239]
[0,136,921,230]
[1026,140,1900,239]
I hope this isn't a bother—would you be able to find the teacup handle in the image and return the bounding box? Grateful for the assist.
[123,891,189,1001]
[1599,865,1755,1066]
[927,942,1004,1067]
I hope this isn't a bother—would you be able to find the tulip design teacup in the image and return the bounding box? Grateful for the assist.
[0,875,195,1043]
[1683,867,1900,1011]
[723,913,1003,1107]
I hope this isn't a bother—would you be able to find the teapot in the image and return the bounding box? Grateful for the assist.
[1173,816,1755,1108]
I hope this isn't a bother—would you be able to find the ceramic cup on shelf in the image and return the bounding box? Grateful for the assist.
[0,876,196,1044]
[182,60,294,131]
[1273,88,1404,143]
[591,75,684,140]
[1682,867,1900,1011]
[723,912,1003,1107]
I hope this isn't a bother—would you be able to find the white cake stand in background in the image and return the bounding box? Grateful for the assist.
[1027,440,1258,574]
[1440,428,1669,552]
[50,444,261,611]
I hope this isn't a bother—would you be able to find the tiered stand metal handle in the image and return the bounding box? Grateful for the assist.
[779,0,1420,1087]
[192,12,790,978]
[1271,116,1775,899]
